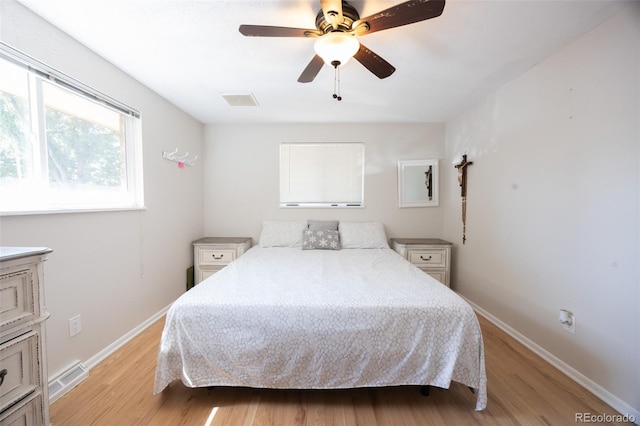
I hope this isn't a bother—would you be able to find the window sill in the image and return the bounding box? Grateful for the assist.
[279,203,365,208]
[0,206,147,217]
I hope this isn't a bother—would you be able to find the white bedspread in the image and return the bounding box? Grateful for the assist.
[154,247,487,410]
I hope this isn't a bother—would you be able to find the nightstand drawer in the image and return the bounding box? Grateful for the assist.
[198,249,236,266]
[408,250,447,268]
[198,268,219,283]
[422,269,446,283]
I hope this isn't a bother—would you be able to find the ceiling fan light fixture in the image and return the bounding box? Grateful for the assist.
[314,32,360,67]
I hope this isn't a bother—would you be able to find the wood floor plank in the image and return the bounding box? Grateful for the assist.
[50,314,631,425]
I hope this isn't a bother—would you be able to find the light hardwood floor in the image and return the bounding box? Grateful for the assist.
[50,315,630,425]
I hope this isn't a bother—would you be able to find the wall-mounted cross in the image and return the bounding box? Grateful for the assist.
[454,155,473,244]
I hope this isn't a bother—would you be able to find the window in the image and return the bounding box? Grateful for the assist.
[0,43,143,214]
[280,143,364,208]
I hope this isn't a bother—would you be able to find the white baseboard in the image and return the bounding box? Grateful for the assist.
[83,304,171,370]
[465,298,639,423]
[49,304,171,403]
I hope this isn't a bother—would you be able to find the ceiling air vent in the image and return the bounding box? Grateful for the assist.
[221,93,259,107]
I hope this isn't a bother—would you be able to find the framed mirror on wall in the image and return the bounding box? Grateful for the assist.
[398,159,439,207]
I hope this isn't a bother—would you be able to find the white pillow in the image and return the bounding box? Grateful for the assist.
[259,220,307,247]
[339,222,389,249]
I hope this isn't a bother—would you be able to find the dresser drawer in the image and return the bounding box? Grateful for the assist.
[198,249,236,266]
[0,331,39,413]
[0,268,37,334]
[408,250,447,268]
[0,392,42,425]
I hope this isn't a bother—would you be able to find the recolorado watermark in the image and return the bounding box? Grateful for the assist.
[575,412,636,423]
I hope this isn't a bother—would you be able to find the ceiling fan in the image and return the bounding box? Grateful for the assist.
[239,0,446,84]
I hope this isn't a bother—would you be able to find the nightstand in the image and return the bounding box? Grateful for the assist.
[193,237,252,284]
[390,238,452,287]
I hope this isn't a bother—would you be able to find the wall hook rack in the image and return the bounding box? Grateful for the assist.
[162,148,198,168]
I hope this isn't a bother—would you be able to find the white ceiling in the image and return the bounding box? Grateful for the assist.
[16,0,627,124]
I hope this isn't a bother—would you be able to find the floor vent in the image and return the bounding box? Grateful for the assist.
[48,362,88,403]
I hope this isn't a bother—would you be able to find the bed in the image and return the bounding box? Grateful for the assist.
[154,221,487,411]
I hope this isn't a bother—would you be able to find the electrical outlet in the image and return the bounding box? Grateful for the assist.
[559,309,575,334]
[563,314,576,334]
[69,315,82,337]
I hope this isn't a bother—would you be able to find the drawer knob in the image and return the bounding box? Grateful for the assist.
[212,254,224,260]
[0,368,7,386]
[420,255,432,261]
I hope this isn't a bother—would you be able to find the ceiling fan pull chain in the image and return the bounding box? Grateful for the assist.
[332,62,342,101]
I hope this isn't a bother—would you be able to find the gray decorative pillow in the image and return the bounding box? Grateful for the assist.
[302,229,341,250]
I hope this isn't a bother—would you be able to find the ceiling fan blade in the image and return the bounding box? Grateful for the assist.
[239,25,320,38]
[356,0,445,35]
[320,0,344,30]
[353,44,396,79]
[298,55,325,83]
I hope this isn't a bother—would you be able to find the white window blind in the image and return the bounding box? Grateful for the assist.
[280,143,364,208]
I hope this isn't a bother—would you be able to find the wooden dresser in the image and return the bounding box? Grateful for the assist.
[0,247,52,425]
[390,238,452,287]
[193,237,252,284]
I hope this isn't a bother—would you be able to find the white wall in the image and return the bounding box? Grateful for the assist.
[0,1,204,379]
[443,4,639,415]
[3,0,637,417]
[203,123,445,242]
